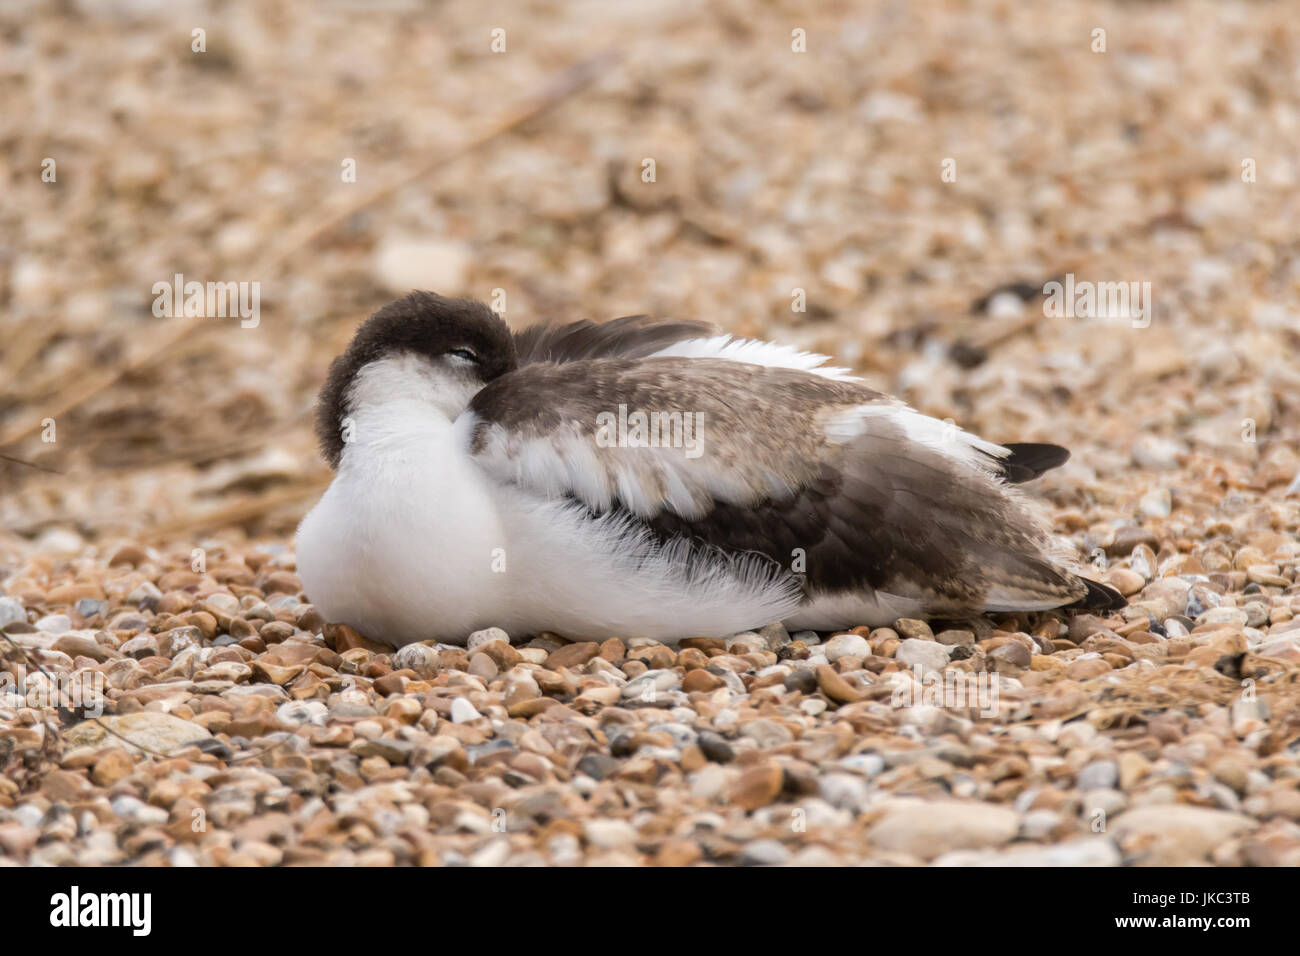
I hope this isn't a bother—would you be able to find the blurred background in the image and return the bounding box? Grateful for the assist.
[2,0,1297,561]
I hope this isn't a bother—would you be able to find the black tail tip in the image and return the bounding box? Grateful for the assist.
[997,443,1071,483]
[1069,576,1128,612]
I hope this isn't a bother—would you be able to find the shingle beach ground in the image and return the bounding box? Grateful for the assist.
[1,0,1298,865]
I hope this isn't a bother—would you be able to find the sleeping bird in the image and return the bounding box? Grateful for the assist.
[295,291,1124,646]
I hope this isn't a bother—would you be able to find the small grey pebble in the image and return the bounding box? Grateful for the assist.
[740,839,791,866]
[698,731,734,764]
[1078,759,1119,791]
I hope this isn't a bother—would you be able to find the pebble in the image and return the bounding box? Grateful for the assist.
[815,665,864,703]
[277,700,328,726]
[739,719,794,749]
[824,632,870,662]
[0,597,26,629]
[392,643,440,676]
[988,641,1031,670]
[51,633,112,662]
[819,773,872,813]
[1131,435,1184,471]
[63,713,212,755]
[109,795,168,825]
[90,749,135,787]
[895,638,951,675]
[935,629,974,646]
[546,642,600,670]
[1110,806,1256,865]
[1077,759,1119,791]
[840,754,885,777]
[450,698,482,723]
[698,732,735,763]
[584,819,639,850]
[35,614,72,634]
[467,627,510,651]
[726,633,767,655]
[1195,607,1248,629]
[868,800,1020,860]
[729,764,784,811]
[622,669,680,700]
[893,619,934,641]
[468,837,511,868]
[739,839,792,866]
[1019,809,1064,841]
[1107,569,1146,597]
[1139,487,1172,518]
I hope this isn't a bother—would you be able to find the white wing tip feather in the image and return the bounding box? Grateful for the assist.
[649,334,861,382]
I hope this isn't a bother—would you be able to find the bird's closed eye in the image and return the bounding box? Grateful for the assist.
[447,347,480,363]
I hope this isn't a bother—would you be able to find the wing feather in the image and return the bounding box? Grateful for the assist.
[465,356,1096,611]
[467,358,887,517]
[513,315,719,365]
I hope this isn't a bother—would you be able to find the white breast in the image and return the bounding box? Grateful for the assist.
[296,400,509,644]
[296,405,801,644]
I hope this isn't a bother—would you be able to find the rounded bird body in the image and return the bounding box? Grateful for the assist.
[296,292,1123,646]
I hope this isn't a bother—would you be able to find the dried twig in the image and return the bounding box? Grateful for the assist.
[139,477,331,541]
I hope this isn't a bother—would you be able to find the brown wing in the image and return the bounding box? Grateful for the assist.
[644,434,1089,609]
[513,315,719,365]
[468,357,884,518]
[465,356,1111,612]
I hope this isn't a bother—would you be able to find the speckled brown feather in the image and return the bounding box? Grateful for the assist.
[467,356,1115,613]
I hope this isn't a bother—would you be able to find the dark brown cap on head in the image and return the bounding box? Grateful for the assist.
[315,291,517,468]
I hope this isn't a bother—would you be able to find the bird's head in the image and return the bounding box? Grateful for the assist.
[315,291,517,468]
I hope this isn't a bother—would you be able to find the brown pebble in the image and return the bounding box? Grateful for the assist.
[41,770,92,803]
[259,621,294,644]
[935,629,974,646]
[294,604,326,633]
[46,583,106,605]
[507,697,560,719]
[475,639,521,669]
[260,570,303,595]
[679,637,726,652]
[682,669,725,693]
[108,544,150,567]
[372,672,407,696]
[815,665,864,703]
[893,619,934,641]
[655,839,703,866]
[327,623,388,654]
[546,641,601,670]
[51,634,113,663]
[1107,526,1160,557]
[1066,658,1112,680]
[729,763,784,810]
[91,749,135,787]
[630,644,676,668]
